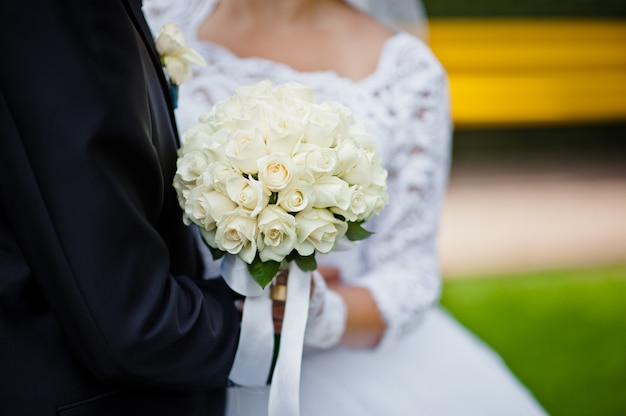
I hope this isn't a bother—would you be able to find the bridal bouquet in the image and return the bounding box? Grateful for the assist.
[173,80,387,415]
[173,80,388,288]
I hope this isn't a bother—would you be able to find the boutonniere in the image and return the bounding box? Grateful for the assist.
[155,23,207,108]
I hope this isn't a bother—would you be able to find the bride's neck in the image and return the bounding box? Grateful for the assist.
[199,0,393,82]
[214,0,338,27]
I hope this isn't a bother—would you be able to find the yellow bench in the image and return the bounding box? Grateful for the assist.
[418,19,626,128]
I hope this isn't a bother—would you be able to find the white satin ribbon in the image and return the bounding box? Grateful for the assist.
[221,254,311,416]
[268,264,310,416]
[221,255,274,386]
[221,253,265,297]
[228,286,275,386]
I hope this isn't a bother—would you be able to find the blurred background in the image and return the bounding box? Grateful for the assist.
[409,0,626,415]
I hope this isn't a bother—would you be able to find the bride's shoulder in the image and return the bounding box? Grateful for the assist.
[386,32,445,79]
[333,7,445,89]
[366,32,446,105]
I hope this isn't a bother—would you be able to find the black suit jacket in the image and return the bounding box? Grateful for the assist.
[0,0,239,414]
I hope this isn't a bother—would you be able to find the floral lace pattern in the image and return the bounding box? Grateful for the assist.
[144,0,452,345]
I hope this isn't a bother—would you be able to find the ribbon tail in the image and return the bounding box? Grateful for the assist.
[267,264,311,416]
[228,284,275,386]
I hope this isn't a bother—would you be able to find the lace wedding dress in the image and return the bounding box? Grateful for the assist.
[145,1,547,414]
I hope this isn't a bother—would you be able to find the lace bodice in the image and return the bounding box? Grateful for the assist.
[144,0,452,345]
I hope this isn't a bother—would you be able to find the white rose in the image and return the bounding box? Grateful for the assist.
[205,161,237,194]
[330,185,366,222]
[225,129,268,174]
[277,180,314,213]
[183,186,237,234]
[257,205,298,262]
[173,177,190,211]
[155,23,188,56]
[226,175,270,217]
[266,114,305,156]
[303,123,331,149]
[326,101,356,135]
[209,100,234,121]
[275,82,315,103]
[311,176,350,210]
[175,149,210,184]
[303,105,339,148]
[234,104,272,137]
[298,145,337,179]
[235,80,274,100]
[284,96,313,122]
[257,153,296,192]
[178,48,208,69]
[200,104,238,127]
[198,129,230,163]
[162,55,193,86]
[369,156,388,188]
[295,209,347,255]
[363,184,388,218]
[348,123,377,154]
[215,208,258,264]
[173,151,205,201]
[333,138,360,176]
[156,24,207,85]
[180,122,214,151]
[341,148,373,186]
[291,144,314,183]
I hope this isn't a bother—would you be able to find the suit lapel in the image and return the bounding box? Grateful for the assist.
[121,0,180,145]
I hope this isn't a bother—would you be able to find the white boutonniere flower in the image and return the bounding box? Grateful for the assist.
[155,23,207,107]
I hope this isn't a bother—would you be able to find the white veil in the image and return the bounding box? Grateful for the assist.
[346,0,429,41]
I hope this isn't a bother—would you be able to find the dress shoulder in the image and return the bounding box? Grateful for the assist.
[377,31,447,90]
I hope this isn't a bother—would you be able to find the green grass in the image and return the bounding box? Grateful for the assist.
[440,264,626,416]
[422,0,626,18]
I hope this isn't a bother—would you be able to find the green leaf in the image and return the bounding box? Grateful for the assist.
[207,245,225,260]
[247,258,281,288]
[345,221,374,241]
[293,253,317,272]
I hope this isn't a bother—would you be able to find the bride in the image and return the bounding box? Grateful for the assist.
[144,0,548,414]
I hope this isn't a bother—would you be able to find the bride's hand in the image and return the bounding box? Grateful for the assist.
[317,266,342,288]
[271,266,344,337]
[301,268,348,349]
[271,267,338,335]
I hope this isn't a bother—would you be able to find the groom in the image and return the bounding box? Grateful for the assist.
[0,0,240,415]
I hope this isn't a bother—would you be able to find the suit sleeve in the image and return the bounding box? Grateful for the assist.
[0,0,239,390]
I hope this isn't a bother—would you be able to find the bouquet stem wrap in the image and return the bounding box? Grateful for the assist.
[222,254,310,416]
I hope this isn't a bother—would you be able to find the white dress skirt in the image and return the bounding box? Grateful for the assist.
[144,1,549,414]
[227,307,546,416]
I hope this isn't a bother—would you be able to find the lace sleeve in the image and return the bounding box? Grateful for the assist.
[350,38,453,347]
